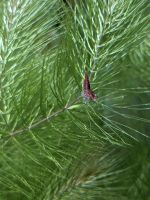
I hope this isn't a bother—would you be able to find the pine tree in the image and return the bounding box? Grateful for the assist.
[0,0,150,199]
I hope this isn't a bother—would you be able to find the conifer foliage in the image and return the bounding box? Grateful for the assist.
[0,0,150,199]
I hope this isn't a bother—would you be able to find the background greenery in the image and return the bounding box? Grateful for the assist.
[0,0,150,199]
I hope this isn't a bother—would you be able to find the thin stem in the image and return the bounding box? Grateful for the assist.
[5,96,82,138]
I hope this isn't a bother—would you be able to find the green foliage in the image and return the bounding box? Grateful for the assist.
[0,0,150,199]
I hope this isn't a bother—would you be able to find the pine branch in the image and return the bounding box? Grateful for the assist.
[7,96,81,138]
[0,0,150,200]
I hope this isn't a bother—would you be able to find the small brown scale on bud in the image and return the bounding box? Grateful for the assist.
[83,72,96,101]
